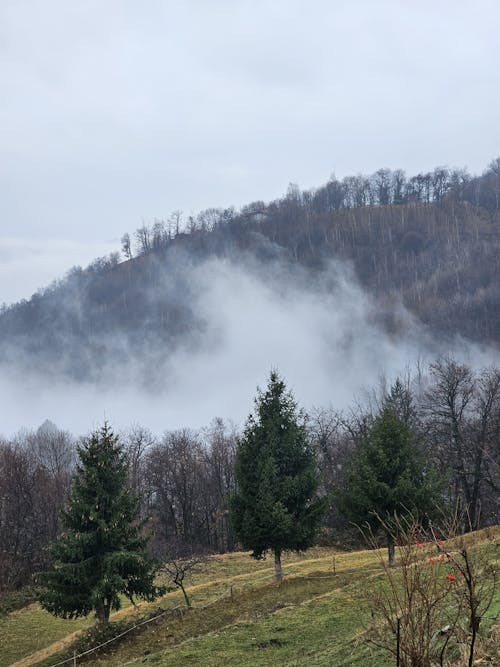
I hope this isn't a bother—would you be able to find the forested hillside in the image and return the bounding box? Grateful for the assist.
[1,160,500,380]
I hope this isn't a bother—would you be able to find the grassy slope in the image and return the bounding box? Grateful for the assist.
[0,606,91,666]
[3,529,498,667]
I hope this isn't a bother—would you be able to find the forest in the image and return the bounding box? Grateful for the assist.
[1,358,498,597]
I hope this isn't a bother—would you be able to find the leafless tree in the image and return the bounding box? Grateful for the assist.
[0,428,72,591]
[167,210,183,237]
[202,418,238,551]
[423,358,499,529]
[123,424,156,515]
[152,219,168,249]
[163,545,207,608]
[121,232,132,260]
[134,224,151,255]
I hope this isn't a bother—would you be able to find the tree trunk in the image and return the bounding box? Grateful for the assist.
[274,548,283,583]
[387,532,396,567]
[179,582,191,608]
[96,600,110,624]
[470,443,485,531]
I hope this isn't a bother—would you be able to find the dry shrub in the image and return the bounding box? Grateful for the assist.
[363,513,497,667]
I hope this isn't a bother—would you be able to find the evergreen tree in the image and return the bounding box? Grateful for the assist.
[230,371,325,581]
[340,386,440,565]
[39,423,163,624]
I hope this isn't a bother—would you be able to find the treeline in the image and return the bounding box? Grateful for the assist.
[117,160,500,343]
[125,159,500,257]
[1,358,498,594]
[0,419,238,592]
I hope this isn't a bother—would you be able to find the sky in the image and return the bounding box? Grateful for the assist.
[1,0,500,303]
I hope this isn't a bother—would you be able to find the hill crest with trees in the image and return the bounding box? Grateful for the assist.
[1,159,500,381]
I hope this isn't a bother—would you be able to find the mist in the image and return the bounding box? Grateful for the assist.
[1,252,494,438]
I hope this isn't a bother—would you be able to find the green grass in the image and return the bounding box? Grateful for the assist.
[118,575,388,667]
[2,529,498,667]
[0,603,91,666]
[0,588,37,617]
[0,593,138,665]
[74,562,387,667]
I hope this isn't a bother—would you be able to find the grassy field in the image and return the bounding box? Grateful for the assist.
[2,528,498,667]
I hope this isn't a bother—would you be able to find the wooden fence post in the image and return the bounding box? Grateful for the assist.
[396,617,400,667]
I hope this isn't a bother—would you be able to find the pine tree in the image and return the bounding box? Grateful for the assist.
[230,371,325,582]
[39,423,163,624]
[340,386,440,565]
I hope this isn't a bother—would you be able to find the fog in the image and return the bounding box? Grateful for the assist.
[1,254,495,438]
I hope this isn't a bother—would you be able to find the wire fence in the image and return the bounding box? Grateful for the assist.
[48,566,495,666]
[47,608,172,667]
[44,568,346,666]
[47,588,235,667]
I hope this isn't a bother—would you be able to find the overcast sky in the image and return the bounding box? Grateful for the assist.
[1,0,500,302]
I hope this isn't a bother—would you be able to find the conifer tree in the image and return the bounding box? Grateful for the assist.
[39,423,163,624]
[230,371,325,582]
[340,385,440,565]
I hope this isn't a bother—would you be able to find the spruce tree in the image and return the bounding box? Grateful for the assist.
[340,386,440,565]
[39,423,163,624]
[230,371,325,581]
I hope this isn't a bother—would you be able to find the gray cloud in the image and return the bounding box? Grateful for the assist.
[0,255,494,437]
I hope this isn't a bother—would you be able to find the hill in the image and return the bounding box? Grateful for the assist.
[2,528,498,667]
[1,161,500,383]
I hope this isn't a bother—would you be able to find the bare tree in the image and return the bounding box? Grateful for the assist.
[373,168,392,205]
[163,548,207,608]
[147,429,207,550]
[203,418,238,551]
[0,428,72,591]
[423,358,475,525]
[121,232,132,260]
[123,424,156,516]
[423,359,500,529]
[308,407,347,493]
[152,219,168,249]
[134,224,151,255]
[167,210,183,237]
